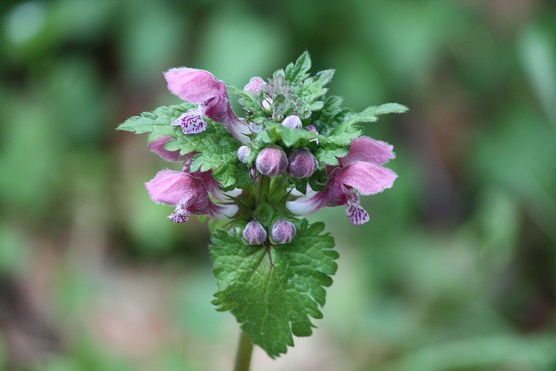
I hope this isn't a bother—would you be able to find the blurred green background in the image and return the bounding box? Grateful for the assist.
[1,0,556,370]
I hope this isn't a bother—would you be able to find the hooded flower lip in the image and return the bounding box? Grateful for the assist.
[164,67,250,143]
[286,136,397,225]
[145,169,238,222]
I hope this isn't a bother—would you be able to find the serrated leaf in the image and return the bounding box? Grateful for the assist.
[117,104,192,136]
[259,123,317,148]
[284,51,312,86]
[172,120,249,188]
[315,145,349,165]
[210,219,338,358]
[343,102,408,126]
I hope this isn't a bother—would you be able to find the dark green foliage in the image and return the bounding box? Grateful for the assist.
[210,219,338,358]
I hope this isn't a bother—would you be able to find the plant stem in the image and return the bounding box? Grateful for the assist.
[234,331,254,371]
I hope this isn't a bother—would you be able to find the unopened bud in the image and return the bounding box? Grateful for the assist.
[271,219,296,244]
[282,115,302,129]
[256,145,288,177]
[249,122,263,133]
[262,98,273,113]
[243,221,267,245]
[237,146,251,163]
[288,148,318,178]
[244,77,266,94]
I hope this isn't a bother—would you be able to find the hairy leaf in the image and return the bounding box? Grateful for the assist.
[210,219,338,358]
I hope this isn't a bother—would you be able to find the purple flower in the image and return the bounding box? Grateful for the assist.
[271,219,296,244]
[145,170,238,222]
[243,221,267,245]
[146,136,239,221]
[244,77,266,94]
[256,145,288,177]
[288,148,318,178]
[286,136,397,225]
[164,68,250,143]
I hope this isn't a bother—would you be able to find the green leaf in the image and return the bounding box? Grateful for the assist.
[256,123,317,148]
[315,145,349,166]
[297,69,335,119]
[210,219,338,358]
[284,51,312,86]
[172,120,249,188]
[117,104,193,139]
[343,102,408,126]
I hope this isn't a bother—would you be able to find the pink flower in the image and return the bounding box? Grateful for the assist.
[164,68,250,143]
[145,170,238,222]
[146,136,239,221]
[286,136,397,225]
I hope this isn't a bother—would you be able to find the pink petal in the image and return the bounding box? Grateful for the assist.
[148,136,192,162]
[164,68,226,103]
[341,136,395,166]
[337,162,397,195]
[243,76,266,94]
[172,109,207,134]
[286,188,325,215]
[145,170,205,206]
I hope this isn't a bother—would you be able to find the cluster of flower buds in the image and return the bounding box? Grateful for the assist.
[242,219,296,245]
[134,53,401,246]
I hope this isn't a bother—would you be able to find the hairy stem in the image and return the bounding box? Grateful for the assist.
[234,331,254,371]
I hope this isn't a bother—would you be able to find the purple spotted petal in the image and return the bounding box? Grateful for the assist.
[168,205,191,223]
[345,202,370,225]
[172,109,207,134]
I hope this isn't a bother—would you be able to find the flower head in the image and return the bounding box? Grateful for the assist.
[164,68,250,143]
[286,136,397,225]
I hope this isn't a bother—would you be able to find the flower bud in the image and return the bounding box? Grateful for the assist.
[249,122,263,133]
[262,98,273,113]
[282,115,302,129]
[256,145,288,177]
[237,145,251,163]
[288,148,318,178]
[243,221,267,245]
[271,219,296,244]
[244,77,266,94]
